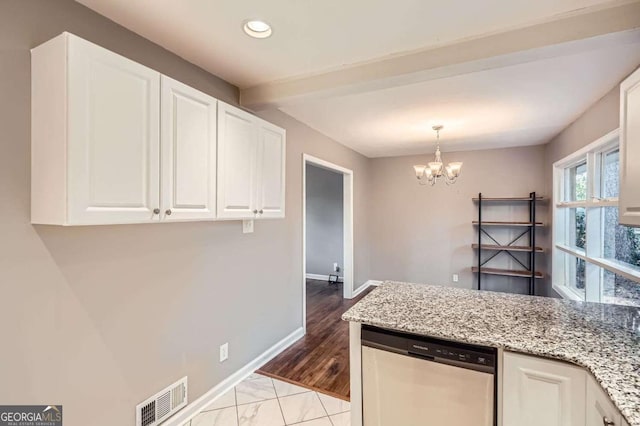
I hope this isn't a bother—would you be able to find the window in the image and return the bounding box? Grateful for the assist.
[553,130,640,307]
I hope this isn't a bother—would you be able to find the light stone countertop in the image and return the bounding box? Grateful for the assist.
[342,281,640,426]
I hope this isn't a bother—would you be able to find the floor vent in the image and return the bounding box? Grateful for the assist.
[136,377,188,426]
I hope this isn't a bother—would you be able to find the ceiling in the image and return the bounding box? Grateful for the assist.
[76,0,618,89]
[75,0,640,157]
[281,40,640,157]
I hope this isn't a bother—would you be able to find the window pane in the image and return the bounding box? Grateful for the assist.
[568,207,586,250]
[602,149,619,199]
[565,254,586,300]
[603,207,640,269]
[602,269,640,307]
[565,161,587,201]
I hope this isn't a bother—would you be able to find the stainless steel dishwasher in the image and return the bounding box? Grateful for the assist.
[361,325,497,426]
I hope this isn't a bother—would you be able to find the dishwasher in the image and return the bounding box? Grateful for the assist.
[361,325,497,426]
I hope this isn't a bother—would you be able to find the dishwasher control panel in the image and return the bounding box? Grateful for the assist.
[361,324,497,373]
[408,339,495,368]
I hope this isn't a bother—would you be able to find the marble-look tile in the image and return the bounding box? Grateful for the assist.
[205,388,236,411]
[316,393,350,415]
[235,376,276,405]
[191,407,238,426]
[329,412,351,426]
[272,378,311,398]
[342,280,640,426]
[290,417,332,426]
[245,373,267,381]
[237,399,284,426]
[278,392,327,425]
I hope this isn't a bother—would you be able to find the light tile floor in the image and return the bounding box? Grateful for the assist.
[182,373,351,426]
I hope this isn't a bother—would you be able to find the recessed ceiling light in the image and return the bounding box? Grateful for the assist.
[243,20,272,39]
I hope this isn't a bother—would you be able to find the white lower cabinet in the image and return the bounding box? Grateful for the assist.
[586,375,622,426]
[503,352,628,426]
[217,102,285,219]
[503,352,586,426]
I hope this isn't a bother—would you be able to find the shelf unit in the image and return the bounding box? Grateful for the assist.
[473,192,545,295]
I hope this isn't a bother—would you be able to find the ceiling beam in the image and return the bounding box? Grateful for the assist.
[240,1,640,110]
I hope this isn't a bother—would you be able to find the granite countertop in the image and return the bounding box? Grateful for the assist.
[342,281,640,426]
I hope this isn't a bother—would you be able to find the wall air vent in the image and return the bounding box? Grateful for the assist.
[136,377,188,426]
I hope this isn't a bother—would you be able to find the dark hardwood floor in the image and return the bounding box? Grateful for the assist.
[257,279,373,401]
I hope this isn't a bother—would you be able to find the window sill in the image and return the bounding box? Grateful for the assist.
[552,283,585,302]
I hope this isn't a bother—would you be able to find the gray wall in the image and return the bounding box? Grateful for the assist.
[305,164,344,277]
[0,2,371,425]
[368,145,548,295]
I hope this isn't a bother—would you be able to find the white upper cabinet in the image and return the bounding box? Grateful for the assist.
[256,120,286,218]
[217,102,286,219]
[161,76,217,221]
[32,33,284,225]
[620,66,640,227]
[217,102,259,219]
[32,33,161,225]
[503,352,586,426]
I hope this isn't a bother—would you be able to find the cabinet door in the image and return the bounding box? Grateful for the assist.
[586,376,621,426]
[256,121,286,218]
[620,66,640,226]
[503,352,586,426]
[217,102,258,219]
[161,76,217,221]
[67,35,160,224]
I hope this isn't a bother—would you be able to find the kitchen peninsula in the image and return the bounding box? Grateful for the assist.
[343,281,640,426]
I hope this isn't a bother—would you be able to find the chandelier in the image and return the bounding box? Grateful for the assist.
[413,125,462,186]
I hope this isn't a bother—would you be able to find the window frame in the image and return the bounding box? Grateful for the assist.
[552,128,640,303]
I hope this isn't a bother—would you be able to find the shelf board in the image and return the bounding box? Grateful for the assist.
[472,267,544,279]
[472,244,544,253]
[472,221,544,227]
[473,196,545,202]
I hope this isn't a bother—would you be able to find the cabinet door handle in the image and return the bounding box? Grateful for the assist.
[603,417,615,426]
[253,209,258,214]
[153,208,160,215]
[165,209,172,216]
[259,209,264,214]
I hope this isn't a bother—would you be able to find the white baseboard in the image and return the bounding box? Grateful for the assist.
[351,280,383,298]
[305,273,343,282]
[165,327,304,425]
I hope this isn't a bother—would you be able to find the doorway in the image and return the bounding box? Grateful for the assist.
[302,154,354,332]
[256,154,368,399]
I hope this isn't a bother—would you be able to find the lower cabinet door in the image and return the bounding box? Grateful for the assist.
[503,352,586,426]
[586,375,622,426]
[161,76,217,221]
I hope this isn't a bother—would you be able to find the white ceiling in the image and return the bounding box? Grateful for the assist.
[76,0,616,88]
[75,0,640,157]
[281,41,640,157]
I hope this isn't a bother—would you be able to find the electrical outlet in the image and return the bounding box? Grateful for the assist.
[333,262,339,272]
[452,274,459,283]
[219,343,228,362]
[242,220,254,234]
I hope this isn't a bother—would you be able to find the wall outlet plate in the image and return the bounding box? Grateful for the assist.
[333,262,339,272]
[242,220,254,234]
[220,343,229,362]
[452,274,459,283]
